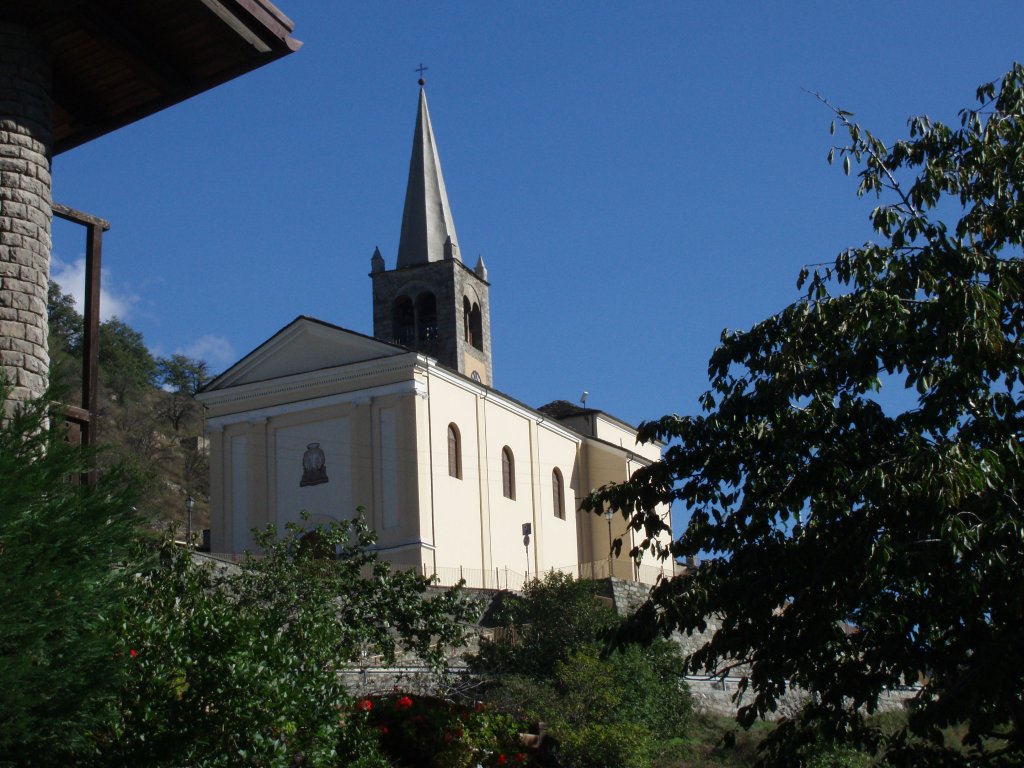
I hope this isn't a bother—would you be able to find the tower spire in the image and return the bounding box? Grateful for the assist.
[396,85,460,268]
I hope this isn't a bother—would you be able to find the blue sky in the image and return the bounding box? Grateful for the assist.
[51,1,1024,429]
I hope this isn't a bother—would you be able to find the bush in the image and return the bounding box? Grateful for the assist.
[97,515,474,766]
[472,573,693,768]
[363,693,525,768]
[0,383,142,765]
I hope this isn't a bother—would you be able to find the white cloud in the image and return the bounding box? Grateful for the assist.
[176,335,236,372]
[50,257,137,322]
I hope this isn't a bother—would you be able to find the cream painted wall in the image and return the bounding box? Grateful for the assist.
[535,427,581,573]
[273,415,353,529]
[423,373,486,582]
[481,395,535,579]
[200,324,666,585]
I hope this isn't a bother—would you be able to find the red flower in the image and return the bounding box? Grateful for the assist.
[129,649,138,658]
[394,695,414,710]
[444,731,453,744]
[498,756,507,765]
[515,754,527,763]
[377,724,388,734]
[357,698,373,712]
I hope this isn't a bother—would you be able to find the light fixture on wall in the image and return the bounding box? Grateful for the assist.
[522,522,532,584]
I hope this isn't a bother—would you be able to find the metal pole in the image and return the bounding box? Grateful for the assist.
[606,510,614,578]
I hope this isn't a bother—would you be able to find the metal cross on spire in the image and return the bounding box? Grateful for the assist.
[415,63,428,85]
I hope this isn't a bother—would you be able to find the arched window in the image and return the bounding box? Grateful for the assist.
[552,467,565,519]
[392,295,414,346]
[501,446,515,500]
[417,292,437,350]
[469,302,483,351]
[463,296,472,343]
[447,423,461,479]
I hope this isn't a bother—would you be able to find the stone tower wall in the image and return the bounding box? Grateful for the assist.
[371,259,492,384]
[0,23,52,413]
[452,260,492,385]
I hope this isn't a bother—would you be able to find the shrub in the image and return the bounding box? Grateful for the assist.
[0,383,142,765]
[98,515,474,766]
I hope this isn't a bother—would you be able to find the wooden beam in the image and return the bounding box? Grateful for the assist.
[53,203,108,468]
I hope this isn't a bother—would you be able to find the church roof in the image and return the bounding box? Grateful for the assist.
[199,316,406,392]
[537,400,595,419]
[395,86,461,267]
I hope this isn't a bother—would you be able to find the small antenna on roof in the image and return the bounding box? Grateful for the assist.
[580,391,589,408]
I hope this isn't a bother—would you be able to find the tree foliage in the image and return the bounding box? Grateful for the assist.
[154,354,209,431]
[157,354,210,397]
[99,515,474,766]
[46,280,82,355]
[99,318,156,403]
[46,281,83,399]
[584,65,1024,766]
[472,571,618,678]
[0,381,142,766]
[472,572,692,768]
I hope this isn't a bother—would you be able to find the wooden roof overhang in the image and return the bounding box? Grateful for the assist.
[2,0,301,155]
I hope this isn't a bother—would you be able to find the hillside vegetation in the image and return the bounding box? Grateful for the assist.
[47,281,211,536]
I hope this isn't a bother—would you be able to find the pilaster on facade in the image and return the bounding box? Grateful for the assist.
[527,419,543,579]
[474,389,494,587]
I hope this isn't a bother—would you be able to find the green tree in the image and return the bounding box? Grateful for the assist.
[99,514,474,767]
[99,317,156,403]
[472,572,692,768]
[0,381,142,766]
[46,280,82,355]
[472,571,618,678]
[584,66,1024,765]
[46,281,83,399]
[155,354,209,431]
[156,353,210,397]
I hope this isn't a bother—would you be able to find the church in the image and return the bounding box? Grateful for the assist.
[197,85,673,589]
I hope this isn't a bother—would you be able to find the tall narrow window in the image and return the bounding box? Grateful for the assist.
[463,296,472,343]
[392,295,414,347]
[447,423,461,479]
[552,467,565,519]
[469,302,483,351]
[501,446,515,500]
[416,291,437,350]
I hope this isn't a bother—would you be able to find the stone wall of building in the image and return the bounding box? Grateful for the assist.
[0,23,52,413]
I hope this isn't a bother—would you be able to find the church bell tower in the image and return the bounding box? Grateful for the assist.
[371,82,493,386]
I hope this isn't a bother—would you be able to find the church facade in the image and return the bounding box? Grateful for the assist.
[197,87,672,588]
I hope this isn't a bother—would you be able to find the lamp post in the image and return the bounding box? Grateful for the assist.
[185,494,195,547]
[605,508,614,579]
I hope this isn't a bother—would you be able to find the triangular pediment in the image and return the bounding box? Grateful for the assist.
[202,316,407,391]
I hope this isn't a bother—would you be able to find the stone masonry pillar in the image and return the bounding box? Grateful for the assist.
[0,23,52,414]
